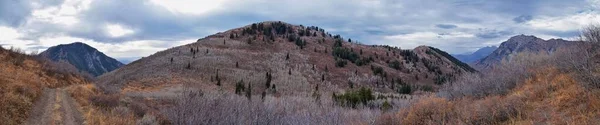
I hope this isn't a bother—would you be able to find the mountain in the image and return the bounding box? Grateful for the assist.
[97,21,475,94]
[474,35,581,69]
[452,46,497,63]
[39,42,124,77]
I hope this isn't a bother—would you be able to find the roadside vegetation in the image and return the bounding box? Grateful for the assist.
[0,47,88,124]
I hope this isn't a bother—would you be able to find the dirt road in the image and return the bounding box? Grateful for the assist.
[25,88,84,125]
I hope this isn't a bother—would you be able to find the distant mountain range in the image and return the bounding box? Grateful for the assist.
[97,21,476,93]
[39,42,124,76]
[452,46,498,64]
[474,35,582,69]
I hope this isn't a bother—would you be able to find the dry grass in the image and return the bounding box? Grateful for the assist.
[66,84,138,125]
[398,68,600,124]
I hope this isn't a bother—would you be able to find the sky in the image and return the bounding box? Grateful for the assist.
[0,0,599,63]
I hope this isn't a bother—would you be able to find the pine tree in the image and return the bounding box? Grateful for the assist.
[235,80,245,95]
[236,62,239,68]
[321,74,325,81]
[261,91,266,101]
[265,72,272,88]
[216,69,221,86]
[286,53,290,60]
[288,69,292,75]
[230,34,234,39]
[246,83,252,100]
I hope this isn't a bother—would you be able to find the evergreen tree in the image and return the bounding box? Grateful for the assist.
[235,80,245,95]
[261,91,266,101]
[246,83,252,100]
[360,49,363,55]
[265,72,272,88]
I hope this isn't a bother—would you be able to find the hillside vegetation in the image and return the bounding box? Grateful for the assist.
[0,47,89,124]
[393,25,600,124]
[98,21,474,96]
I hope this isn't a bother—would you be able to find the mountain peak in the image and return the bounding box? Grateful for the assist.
[475,35,580,69]
[39,42,124,77]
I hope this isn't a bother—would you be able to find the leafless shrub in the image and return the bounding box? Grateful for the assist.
[90,94,120,109]
[581,24,600,45]
[129,101,149,117]
[439,52,550,99]
[136,114,159,125]
[6,47,29,66]
[162,89,392,125]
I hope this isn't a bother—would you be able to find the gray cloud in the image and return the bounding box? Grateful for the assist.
[513,15,533,23]
[0,0,31,27]
[436,24,458,29]
[476,29,514,39]
[0,0,597,61]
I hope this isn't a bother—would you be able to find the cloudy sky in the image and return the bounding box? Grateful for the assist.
[0,0,598,63]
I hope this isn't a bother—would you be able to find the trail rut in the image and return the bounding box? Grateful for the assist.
[25,88,84,125]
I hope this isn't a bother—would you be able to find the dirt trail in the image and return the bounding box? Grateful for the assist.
[25,87,84,125]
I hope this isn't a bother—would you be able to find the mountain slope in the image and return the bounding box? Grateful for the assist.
[452,46,497,63]
[97,21,475,94]
[39,42,124,77]
[474,35,582,69]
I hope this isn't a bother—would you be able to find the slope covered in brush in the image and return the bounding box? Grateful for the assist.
[97,21,475,95]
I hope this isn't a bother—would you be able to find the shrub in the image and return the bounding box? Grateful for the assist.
[90,94,120,109]
[381,101,392,111]
[332,47,359,63]
[388,60,401,70]
[235,80,245,95]
[332,87,374,108]
[399,50,419,62]
[371,65,384,76]
[335,59,347,67]
[401,96,455,125]
[398,84,412,94]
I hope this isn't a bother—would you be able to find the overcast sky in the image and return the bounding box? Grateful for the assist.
[0,0,598,63]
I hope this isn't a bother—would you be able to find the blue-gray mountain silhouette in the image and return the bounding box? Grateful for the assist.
[39,42,124,76]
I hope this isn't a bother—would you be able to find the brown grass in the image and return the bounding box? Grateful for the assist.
[398,68,600,124]
[66,84,137,125]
